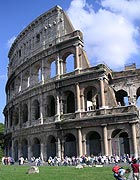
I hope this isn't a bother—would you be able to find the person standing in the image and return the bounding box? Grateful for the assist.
[131,158,139,180]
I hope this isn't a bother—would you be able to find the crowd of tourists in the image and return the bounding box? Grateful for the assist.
[1,154,139,167]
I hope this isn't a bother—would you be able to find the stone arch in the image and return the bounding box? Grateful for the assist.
[111,129,130,156]
[32,137,40,158]
[84,86,99,111]
[47,95,55,117]
[86,131,101,156]
[21,139,28,159]
[31,63,41,85]
[62,52,75,73]
[64,133,77,157]
[22,103,28,123]
[63,91,75,113]
[47,135,56,158]
[115,89,128,106]
[22,69,30,89]
[13,140,18,161]
[32,99,40,120]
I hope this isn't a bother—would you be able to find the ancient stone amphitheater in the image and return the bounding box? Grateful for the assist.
[4,6,140,161]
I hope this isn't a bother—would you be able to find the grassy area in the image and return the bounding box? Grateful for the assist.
[0,165,113,180]
[0,165,130,180]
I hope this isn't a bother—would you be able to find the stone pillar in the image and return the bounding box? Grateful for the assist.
[60,59,63,75]
[28,143,32,161]
[108,138,112,155]
[56,55,60,78]
[82,134,86,155]
[102,125,108,155]
[11,140,14,158]
[99,77,105,108]
[18,141,22,158]
[28,99,31,126]
[131,122,138,157]
[76,83,81,112]
[75,45,80,70]
[40,94,43,124]
[77,127,83,157]
[56,138,61,158]
[41,59,44,84]
[61,140,65,159]
[55,94,60,121]
[80,92,85,111]
[40,142,44,161]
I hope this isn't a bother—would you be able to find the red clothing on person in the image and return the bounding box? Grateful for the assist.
[131,163,139,173]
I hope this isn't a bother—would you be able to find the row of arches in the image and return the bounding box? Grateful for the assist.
[6,86,140,127]
[10,129,130,161]
[8,54,75,101]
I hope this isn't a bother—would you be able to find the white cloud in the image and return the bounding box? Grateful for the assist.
[7,36,16,48]
[67,0,140,69]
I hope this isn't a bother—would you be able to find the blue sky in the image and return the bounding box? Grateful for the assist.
[0,0,140,123]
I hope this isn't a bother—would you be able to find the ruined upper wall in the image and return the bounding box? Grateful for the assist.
[8,6,77,76]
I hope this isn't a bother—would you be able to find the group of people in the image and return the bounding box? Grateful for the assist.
[112,157,140,180]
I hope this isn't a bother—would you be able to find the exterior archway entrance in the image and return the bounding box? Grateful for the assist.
[112,130,130,156]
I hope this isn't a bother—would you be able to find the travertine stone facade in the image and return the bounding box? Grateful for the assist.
[4,6,140,161]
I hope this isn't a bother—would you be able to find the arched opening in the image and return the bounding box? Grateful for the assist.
[50,61,56,78]
[115,90,128,106]
[64,133,76,157]
[22,103,28,123]
[86,131,101,156]
[111,130,130,156]
[84,87,99,111]
[14,140,18,161]
[47,136,56,159]
[21,139,28,159]
[32,138,40,158]
[65,54,74,73]
[47,96,55,117]
[32,100,40,120]
[66,91,75,113]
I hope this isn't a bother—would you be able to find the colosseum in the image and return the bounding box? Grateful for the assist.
[3,5,140,162]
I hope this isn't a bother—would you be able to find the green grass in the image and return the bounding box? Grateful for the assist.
[0,165,126,180]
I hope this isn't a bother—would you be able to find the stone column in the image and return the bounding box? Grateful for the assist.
[80,92,85,111]
[99,77,105,108]
[108,138,112,155]
[56,138,61,158]
[102,125,108,155]
[61,140,65,159]
[40,94,43,124]
[75,45,79,70]
[28,99,31,126]
[18,141,22,158]
[40,142,44,161]
[28,142,32,161]
[56,55,60,78]
[55,93,60,121]
[131,122,138,157]
[82,134,86,155]
[41,59,44,84]
[77,127,83,157]
[59,59,63,75]
[76,83,81,112]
